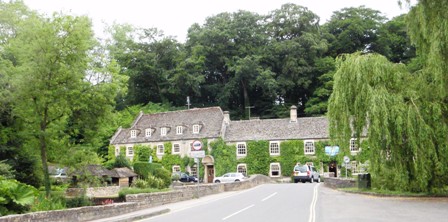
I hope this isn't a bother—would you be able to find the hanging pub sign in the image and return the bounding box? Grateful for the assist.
[325,146,340,156]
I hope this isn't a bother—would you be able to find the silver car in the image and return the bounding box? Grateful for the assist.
[214,172,246,183]
[293,164,320,183]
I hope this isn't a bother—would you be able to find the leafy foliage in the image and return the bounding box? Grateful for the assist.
[0,176,38,216]
[210,139,237,176]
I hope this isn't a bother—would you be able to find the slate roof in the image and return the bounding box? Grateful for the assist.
[224,117,329,142]
[111,167,138,178]
[110,107,224,145]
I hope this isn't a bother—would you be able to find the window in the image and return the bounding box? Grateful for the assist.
[176,126,183,135]
[161,127,167,136]
[236,142,247,156]
[127,147,133,156]
[237,164,247,176]
[270,163,281,177]
[191,166,197,177]
[115,148,120,156]
[157,144,164,155]
[172,165,180,172]
[130,130,136,138]
[351,161,359,174]
[304,140,315,155]
[172,143,180,154]
[350,138,359,152]
[270,141,280,155]
[193,124,200,134]
[145,128,151,137]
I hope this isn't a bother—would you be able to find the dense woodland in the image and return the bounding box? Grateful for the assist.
[0,0,447,211]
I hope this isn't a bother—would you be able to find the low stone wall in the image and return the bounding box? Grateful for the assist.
[66,186,121,198]
[324,177,356,189]
[125,174,272,204]
[0,202,152,222]
[0,175,272,222]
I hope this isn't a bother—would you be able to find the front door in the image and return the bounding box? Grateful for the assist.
[329,161,338,177]
[207,166,214,183]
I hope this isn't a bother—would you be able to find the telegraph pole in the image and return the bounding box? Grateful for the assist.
[186,96,191,109]
[245,106,254,119]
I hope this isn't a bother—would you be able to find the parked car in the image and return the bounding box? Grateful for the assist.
[172,172,198,183]
[214,172,246,183]
[293,164,320,183]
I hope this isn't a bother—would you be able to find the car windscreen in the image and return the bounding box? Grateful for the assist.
[294,165,308,172]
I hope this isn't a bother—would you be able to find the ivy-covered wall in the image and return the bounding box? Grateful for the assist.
[210,138,369,177]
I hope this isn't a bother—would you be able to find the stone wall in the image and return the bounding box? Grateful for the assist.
[323,177,356,189]
[66,186,121,198]
[125,174,272,204]
[0,175,272,222]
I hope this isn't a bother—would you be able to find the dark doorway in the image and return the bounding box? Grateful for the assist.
[329,161,338,177]
[207,166,214,183]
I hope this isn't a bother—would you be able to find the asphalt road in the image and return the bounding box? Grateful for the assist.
[144,183,318,222]
[138,183,448,222]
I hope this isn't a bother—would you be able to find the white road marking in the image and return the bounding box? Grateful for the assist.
[261,192,278,202]
[222,204,255,221]
[308,183,320,222]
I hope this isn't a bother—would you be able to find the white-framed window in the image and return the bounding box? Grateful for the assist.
[161,127,167,136]
[237,164,247,176]
[172,165,181,172]
[351,161,359,174]
[350,138,359,152]
[115,147,120,156]
[157,144,164,155]
[270,141,280,155]
[270,163,281,177]
[236,142,247,156]
[130,130,137,138]
[304,140,315,155]
[145,128,151,137]
[127,147,133,156]
[172,143,180,154]
[193,124,200,134]
[191,166,197,177]
[176,126,183,135]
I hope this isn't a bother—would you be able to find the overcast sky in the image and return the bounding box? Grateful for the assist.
[22,0,413,42]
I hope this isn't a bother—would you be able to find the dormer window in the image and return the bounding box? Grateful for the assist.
[130,130,137,138]
[161,127,167,136]
[145,128,151,137]
[193,124,200,134]
[176,126,183,135]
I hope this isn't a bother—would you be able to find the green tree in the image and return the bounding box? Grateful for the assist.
[8,12,97,196]
[324,6,387,57]
[328,51,447,192]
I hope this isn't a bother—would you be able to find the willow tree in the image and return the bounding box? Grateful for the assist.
[329,38,447,194]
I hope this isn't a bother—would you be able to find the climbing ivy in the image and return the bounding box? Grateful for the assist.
[245,141,270,176]
[161,142,183,171]
[210,138,237,176]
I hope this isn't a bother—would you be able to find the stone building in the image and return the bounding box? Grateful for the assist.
[110,106,362,182]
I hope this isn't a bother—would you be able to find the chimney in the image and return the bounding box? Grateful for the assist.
[223,111,230,125]
[290,105,297,122]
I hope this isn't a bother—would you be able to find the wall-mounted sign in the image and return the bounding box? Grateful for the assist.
[325,146,339,156]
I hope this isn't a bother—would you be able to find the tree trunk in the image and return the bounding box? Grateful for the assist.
[40,110,51,197]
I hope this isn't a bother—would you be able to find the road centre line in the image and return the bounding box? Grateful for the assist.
[261,192,278,202]
[308,184,320,222]
[222,204,255,221]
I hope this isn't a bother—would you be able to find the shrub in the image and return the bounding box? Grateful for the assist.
[66,195,92,208]
[132,179,149,189]
[30,192,66,212]
[147,175,165,189]
[133,162,162,179]
[153,168,171,188]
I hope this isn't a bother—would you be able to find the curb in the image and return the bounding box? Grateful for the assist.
[97,208,170,222]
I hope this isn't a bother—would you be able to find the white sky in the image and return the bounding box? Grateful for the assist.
[22,0,413,42]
